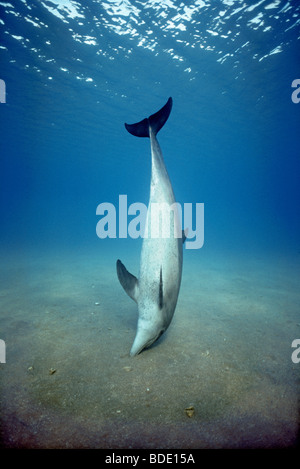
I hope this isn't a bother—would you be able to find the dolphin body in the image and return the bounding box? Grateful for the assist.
[117,97,185,356]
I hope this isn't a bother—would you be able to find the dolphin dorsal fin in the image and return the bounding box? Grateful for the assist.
[182,228,188,244]
[116,259,139,303]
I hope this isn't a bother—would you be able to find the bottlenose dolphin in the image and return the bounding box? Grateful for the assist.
[117,97,185,356]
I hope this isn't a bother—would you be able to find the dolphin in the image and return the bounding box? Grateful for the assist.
[117,97,185,356]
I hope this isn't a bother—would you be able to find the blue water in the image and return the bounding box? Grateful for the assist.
[0,0,300,449]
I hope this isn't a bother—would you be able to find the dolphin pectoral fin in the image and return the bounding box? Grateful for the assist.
[159,266,163,309]
[124,97,173,138]
[116,259,139,303]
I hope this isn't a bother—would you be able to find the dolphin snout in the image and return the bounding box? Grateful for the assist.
[130,326,165,356]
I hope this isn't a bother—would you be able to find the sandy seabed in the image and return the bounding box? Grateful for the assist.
[0,245,299,449]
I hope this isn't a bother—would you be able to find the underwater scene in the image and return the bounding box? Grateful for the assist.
[0,0,300,449]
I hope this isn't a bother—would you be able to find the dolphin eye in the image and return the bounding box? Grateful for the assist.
[145,329,165,350]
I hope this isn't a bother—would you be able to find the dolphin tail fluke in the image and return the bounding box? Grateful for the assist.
[125,97,173,138]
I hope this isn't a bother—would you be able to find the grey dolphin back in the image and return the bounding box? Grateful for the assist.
[124,97,173,138]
